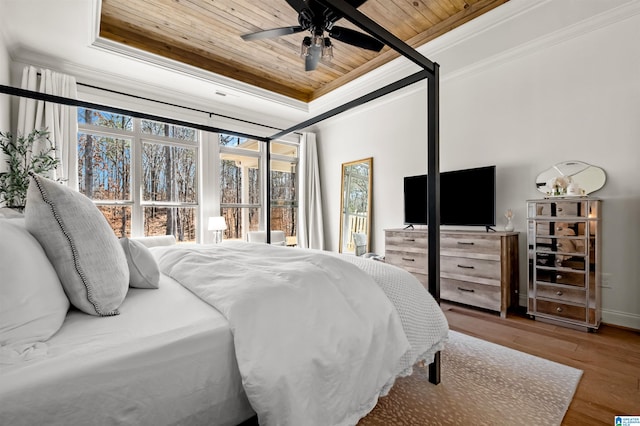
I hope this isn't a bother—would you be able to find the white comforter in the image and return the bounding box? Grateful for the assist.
[154,242,447,426]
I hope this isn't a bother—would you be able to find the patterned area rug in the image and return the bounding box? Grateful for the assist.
[358,330,583,426]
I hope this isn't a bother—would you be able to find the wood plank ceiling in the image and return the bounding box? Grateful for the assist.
[100,0,509,103]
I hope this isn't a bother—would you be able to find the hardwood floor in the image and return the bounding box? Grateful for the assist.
[442,302,640,425]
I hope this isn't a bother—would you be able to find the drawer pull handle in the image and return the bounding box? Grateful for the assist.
[557,226,564,231]
[403,238,415,242]
[556,291,563,296]
[558,207,563,212]
[458,242,475,245]
[557,243,563,248]
[556,274,563,280]
[457,264,475,269]
[401,257,415,262]
[458,287,475,293]
[556,307,563,313]
[556,259,562,264]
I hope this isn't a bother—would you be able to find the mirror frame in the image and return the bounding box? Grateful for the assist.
[535,160,606,196]
[339,157,373,255]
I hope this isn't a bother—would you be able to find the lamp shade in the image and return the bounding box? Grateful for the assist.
[208,216,227,231]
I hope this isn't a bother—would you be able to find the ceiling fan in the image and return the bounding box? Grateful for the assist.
[241,0,384,71]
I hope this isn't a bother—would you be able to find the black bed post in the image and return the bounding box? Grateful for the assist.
[319,0,442,386]
[427,64,441,385]
[265,138,272,244]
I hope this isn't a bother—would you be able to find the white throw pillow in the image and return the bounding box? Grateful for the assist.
[24,174,129,316]
[0,219,69,346]
[120,237,160,289]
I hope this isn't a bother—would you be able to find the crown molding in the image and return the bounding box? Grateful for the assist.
[90,37,310,113]
[311,0,640,113]
[439,0,640,83]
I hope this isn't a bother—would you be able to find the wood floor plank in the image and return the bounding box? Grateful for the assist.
[441,302,640,424]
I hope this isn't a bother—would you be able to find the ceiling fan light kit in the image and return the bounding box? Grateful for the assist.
[241,0,382,71]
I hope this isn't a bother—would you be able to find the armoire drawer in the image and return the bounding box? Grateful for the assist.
[535,299,586,322]
[534,253,586,271]
[535,283,585,305]
[535,268,585,287]
[529,201,588,218]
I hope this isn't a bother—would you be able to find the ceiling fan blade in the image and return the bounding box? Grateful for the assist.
[326,0,368,24]
[305,45,321,71]
[329,26,384,52]
[241,26,304,41]
[285,0,308,13]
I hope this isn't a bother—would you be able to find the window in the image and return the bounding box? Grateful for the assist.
[219,135,298,244]
[78,108,199,242]
[219,134,261,240]
[270,141,298,246]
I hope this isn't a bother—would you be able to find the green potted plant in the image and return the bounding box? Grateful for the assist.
[0,128,59,210]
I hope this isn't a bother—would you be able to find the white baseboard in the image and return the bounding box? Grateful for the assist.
[601,309,640,331]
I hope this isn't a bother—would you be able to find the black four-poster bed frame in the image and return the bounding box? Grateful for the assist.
[0,0,442,384]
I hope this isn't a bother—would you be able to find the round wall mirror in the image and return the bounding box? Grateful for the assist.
[535,161,606,196]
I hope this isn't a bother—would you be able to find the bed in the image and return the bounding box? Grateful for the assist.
[0,174,449,426]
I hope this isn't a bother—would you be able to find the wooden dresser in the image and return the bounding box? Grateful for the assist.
[527,198,601,331]
[385,229,519,318]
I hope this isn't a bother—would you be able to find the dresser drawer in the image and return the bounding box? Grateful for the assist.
[440,233,500,259]
[441,278,501,312]
[441,256,500,282]
[535,283,585,304]
[385,231,427,251]
[529,201,588,218]
[535,299,586,322]
[385,250,427,275]
[535,268,585,287]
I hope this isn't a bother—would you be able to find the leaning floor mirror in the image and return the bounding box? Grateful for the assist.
[339,157,372,256]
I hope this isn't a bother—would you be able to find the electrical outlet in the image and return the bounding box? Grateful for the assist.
[601,272,612,289]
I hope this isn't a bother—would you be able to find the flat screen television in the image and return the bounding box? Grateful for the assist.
[403,165,496,228]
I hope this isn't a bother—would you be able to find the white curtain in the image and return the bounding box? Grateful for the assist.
[297,132,324,250]
[17,66,78,190]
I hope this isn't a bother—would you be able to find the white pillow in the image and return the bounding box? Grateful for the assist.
[0,219,69,346]
[130,235,176,248]
[120,237,160,289]
[24,174,129,316]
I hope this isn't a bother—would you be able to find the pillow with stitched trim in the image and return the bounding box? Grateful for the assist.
[24,174,129,316]
[0,218,69,347]
[120,237,160,289]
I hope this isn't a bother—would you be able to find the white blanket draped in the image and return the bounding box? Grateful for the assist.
[154,242,447,426]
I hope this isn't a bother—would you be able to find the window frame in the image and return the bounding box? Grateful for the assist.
[78,109,200,240]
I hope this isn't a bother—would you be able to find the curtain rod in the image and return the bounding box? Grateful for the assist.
[75,81,302,135]
[0,84,271,143]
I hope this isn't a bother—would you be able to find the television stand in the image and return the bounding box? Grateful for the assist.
[485,226,496,232]
[384,228,519,318]
[403,224,415,230]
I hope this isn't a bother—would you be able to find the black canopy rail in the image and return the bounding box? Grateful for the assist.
[0,84,271,142]
[1,0,441,383]
[75,80,294,134]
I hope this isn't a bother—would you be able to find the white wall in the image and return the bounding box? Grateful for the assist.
[316,9,640,328]
[0,7,10,176]
[0,5,10,133]
[316,83,428,252]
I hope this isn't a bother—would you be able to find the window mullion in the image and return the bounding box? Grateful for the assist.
[131,118,144,236]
